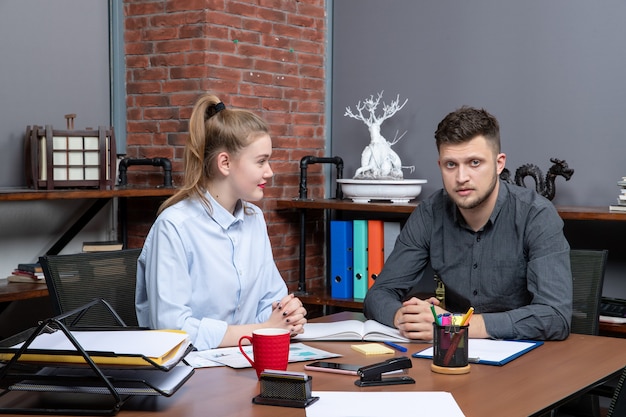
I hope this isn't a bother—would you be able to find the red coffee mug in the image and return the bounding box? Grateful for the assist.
[238,328,290,379]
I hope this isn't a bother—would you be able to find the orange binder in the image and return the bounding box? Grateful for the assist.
[367,220,384,288]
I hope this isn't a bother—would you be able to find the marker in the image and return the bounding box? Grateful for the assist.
[430,304,440,325]
[384,341,408,353]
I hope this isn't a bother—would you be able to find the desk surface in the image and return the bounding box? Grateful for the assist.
[6,312,622,417]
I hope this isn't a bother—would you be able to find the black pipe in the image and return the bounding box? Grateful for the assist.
[296,156,344,294]
[118,157,173,187]
[298,155,344,200]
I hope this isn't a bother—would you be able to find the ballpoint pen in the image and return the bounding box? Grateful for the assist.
[383,341,408,353]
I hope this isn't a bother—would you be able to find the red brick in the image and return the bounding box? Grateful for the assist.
[143,27,178,41]
[124,0,328,288]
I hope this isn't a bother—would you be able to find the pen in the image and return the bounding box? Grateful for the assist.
[460,307,475,326]
[384,341,408,353]
[430,304,440,325]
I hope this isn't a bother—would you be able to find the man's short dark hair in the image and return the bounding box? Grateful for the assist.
[435,106,500,153]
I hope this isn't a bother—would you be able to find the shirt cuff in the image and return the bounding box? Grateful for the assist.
[192,318,228,351]
[481,312,515,339]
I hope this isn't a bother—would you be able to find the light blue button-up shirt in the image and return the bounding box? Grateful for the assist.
[135,193,287,350]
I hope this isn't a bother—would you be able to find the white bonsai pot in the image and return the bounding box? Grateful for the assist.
[337,179,427,203]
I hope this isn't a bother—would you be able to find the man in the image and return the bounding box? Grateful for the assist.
[363,106,572,341]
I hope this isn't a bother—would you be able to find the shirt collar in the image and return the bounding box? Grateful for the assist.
[205,192,245,229]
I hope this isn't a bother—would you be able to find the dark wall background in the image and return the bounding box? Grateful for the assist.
[331,0,626,297]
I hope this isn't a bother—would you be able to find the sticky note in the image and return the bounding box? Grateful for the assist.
[350,343,394,356]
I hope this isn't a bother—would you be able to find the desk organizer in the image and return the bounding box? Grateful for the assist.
[0,299,194,415]
[25,118,117,190]
[253,370,319,408]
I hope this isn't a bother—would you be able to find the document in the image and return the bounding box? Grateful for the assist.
[1,329,190,368]
[306,391,465,417]
[187,342,340,369]
[293,319,411,343]
[412,338,543,366]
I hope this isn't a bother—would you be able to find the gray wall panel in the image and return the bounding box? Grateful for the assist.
[332,0,626,207]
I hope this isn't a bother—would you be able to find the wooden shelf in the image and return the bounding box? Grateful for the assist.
[278,198,626,314]
[277,198,626,221]
[0,187,177,202]
[0,280,48,303]
[276,198,417,214]
[298,292,364,310]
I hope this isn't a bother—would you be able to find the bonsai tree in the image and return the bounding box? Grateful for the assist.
[344,91,414,180]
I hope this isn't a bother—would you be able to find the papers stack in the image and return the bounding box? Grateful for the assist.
[0,329,191,369]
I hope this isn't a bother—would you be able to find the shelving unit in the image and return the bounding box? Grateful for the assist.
[276,198,626,313]
[0,187,176,254]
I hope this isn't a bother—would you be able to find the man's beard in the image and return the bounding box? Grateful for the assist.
[452,172,498,210]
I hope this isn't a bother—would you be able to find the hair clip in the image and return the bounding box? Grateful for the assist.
[205,102,226,120]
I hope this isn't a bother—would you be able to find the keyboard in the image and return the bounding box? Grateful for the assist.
[600,297,626,318]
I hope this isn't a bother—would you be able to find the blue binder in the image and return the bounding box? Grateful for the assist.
[330,220,353,299]
[352,220,368,299]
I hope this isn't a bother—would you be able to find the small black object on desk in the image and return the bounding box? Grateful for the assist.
[355,357,415,387]
[253,370,319,408]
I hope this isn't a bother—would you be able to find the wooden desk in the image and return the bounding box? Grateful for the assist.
[6,312,623,417]
[0,280,48,303]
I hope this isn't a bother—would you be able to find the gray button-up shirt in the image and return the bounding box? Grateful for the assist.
[363,181,572,340]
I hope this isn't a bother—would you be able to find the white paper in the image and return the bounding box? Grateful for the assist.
[306,391,465,417]
[414,338,538,364]
[13,330,187,359]
[187,342,340,369]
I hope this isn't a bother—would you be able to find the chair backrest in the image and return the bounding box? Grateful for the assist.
[570,249,608,335]
[40,248,141,327]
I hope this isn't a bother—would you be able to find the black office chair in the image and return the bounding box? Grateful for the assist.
[555,249,609,417]
[570,249,608,336]
[39,248,141,327]
[607,367,626,417]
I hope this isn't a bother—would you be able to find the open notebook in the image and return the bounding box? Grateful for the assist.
[293,320,412,343]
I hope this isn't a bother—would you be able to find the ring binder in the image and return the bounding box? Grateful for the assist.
[0,299,194,415]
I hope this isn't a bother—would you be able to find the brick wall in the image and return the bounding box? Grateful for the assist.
[123,0,328,293]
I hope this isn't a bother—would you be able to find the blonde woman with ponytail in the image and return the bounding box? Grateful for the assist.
[136,94,307,350]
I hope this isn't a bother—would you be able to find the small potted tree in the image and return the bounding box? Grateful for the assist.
[339,91,427,203]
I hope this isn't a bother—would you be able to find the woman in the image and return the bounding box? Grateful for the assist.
[136,94,307,350]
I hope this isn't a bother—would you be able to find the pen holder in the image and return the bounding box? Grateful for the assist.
[431,323,470,375]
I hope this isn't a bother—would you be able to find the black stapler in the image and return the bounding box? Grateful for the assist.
[355,357,416,387]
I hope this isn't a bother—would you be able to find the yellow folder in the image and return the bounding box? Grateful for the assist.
[0,329,190,368]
